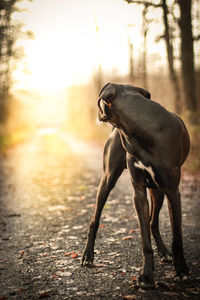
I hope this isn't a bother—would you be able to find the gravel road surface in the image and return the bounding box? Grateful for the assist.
[0,129,200,299]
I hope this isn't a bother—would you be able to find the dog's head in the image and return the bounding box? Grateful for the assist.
[97,83,151,127]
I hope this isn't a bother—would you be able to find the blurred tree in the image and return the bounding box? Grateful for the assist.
[177,0,197,113]
[124,0,198,115]
[192,0,200,70]
[94,12,103,93]
[141,3,148,89]
[161,0,181,113]
[125,0,181,112]
[0,0,33,123]
[127,24,135,82]
[0,0,16,122]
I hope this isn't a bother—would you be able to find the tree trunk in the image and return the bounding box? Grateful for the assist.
[129,39,134,82]
[162,0,181,114]
[142,5,148,89]
[177,0,197,112]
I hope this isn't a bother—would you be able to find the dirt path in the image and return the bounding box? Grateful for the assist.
[0,129,200,299]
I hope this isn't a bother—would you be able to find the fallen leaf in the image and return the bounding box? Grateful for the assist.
[121,269,126,275]
[39,291,50,298]
[64,252,73,256]
[163,292,180,296]
[73,225,83,230]
[71,252,78,258]
[123,295,137,300]
[122,236,133,241]
[132,276,137,282]
[115,228,127,235]
[48,205,70,212]
[64,251,78,258]
[56,271,72,277]
[108,252,118,256]
[131,266,141,272]
[181,292,191,298]
[156,281,174,290]
[106,237,115,242]
[94,263,107,267]
[188,290,199,295]
[129,229,135,233]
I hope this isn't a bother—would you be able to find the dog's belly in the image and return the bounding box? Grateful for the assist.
[134,161,159,188]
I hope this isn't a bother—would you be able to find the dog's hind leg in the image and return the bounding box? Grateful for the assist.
[133,184,154,287]
[127,155,154,287]
[166,188,189,279]
[149,189,171,261]
[81,129,126,266]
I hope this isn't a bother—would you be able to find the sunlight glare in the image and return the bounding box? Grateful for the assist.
[11,0,165,133]
[37,127,58,136]
[13,0,145,92]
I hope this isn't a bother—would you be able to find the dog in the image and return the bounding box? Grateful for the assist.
[81,83,190,287]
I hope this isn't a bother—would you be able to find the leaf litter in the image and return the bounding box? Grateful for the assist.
[0,135,200,299]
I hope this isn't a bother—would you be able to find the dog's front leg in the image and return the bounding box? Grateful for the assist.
[81,170,124,265]
[82,130,126,266]
[81,175,109,265]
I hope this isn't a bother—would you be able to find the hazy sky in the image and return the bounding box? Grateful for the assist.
[13,0,164,92]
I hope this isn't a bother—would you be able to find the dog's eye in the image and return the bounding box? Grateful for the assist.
[103,96,112,104]
[103,100,112,108]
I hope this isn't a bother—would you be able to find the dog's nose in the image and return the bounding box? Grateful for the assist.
[98,111,109,122]
[99,115,109,122]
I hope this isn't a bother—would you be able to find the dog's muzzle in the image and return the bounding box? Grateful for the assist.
[98,98,111,122]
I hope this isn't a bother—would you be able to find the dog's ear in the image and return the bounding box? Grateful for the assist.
[98,83,116,106]
[134,86,151,99]
[124,85,151,100]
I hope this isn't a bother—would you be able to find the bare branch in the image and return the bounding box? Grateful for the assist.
[124,0,162,8]
[154,34,165,43]
[193,34,200,41]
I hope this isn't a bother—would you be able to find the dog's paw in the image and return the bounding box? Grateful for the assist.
[81,249,94,266]
[160,253,172,263]
[81,258,94,267]
[174,265,191,281]
[137,274,155,289]
[174,270,191,282]
[174,274,188,281]
[158,248,172,263]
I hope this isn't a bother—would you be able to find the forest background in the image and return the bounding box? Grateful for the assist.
[0,0,200,173]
